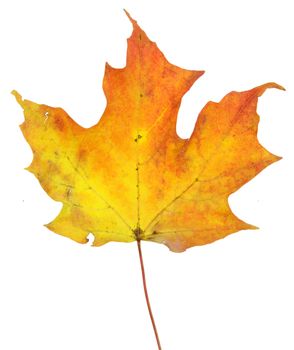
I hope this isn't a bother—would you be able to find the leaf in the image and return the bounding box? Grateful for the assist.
[13,12,283,253]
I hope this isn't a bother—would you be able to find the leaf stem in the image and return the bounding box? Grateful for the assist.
[137,240,162,350]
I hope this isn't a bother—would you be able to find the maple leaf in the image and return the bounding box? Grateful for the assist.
[13,12,283,253]
[14,11,284,349]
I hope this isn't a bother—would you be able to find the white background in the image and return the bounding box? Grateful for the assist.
[0,0,293,349]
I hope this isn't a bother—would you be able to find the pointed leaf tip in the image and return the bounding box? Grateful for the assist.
[264,82,286,91]
[123,9,136,25]
[274,83,286,91]
[123,9,142,35]
[255,82,286,97]
[12,90,24,106]
[249,224,259,230]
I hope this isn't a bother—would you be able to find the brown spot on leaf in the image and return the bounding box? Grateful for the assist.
[54,117,65,131]
[78,148,87,162]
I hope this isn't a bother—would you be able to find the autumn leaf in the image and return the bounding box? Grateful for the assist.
[13,10,283,349]
[13,12,282,254]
